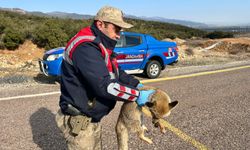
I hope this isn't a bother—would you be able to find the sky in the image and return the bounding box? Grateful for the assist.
[0,0,250,26]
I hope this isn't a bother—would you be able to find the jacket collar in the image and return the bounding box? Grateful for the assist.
[90,23,117,50]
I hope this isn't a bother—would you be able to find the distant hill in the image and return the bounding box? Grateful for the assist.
[0,7,26,14]
[27,11,49,17]
[0,7,209,28]
[0,8,207,50]
[32,11,209,28]
[126,15,209,28]
[1,7,250,29]
[31,11,209,28]
[203,26,250,33]
[47,11,93,20]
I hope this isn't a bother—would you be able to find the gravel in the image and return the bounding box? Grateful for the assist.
[0,60,249,86]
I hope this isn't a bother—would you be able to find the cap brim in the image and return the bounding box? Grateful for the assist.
[96,17,134,29]
[113,21,133,29]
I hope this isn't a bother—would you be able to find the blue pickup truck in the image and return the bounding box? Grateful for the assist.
[39,32,178,79]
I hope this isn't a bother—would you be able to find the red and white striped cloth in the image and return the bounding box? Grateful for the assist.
[107,83,139,101]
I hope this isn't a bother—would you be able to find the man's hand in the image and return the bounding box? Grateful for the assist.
[137,83,144,88]
[136,90,155,106]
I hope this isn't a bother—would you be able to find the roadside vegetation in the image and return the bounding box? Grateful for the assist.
[0,10,249,84]
[0,10,234,51]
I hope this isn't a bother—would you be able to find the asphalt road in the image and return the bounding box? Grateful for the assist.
[0,66,249,150]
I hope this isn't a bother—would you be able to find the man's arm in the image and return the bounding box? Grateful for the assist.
[118,68,140,87]
[72,43,139,101]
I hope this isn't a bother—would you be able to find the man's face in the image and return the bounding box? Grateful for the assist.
[97,21,122,40]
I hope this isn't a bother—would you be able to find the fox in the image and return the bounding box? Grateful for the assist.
[115,86,178,150]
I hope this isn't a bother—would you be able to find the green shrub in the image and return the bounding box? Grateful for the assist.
[3,28,25,50]
[0,10,208,50]
[0,25,5,34]
[204,31,234,39]
[33,20,68,50]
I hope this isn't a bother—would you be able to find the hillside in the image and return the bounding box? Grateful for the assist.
[0,40,45,81]
[0,37,249,84]
[0,10,206,51]
[0,10,249,83]
[174,37,250,66]
[0,7,209,28]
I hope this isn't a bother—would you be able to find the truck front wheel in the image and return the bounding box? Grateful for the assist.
[145,60,162,79]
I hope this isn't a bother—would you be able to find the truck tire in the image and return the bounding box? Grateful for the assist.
[145,60,162,79]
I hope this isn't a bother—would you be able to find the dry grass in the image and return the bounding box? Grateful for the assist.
[173,37,250,67]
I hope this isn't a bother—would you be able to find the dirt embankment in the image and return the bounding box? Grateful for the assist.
[0,40,45,82]
[0,37,250,83]
[163,37,250,66]
[0,40,45,68]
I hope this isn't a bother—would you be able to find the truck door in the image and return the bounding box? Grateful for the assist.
[115,34,147,70]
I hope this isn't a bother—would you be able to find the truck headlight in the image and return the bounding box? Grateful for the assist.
[47,54,63,61]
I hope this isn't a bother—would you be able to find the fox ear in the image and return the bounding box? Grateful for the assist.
[145,101,155,107]
[169,101,178,109]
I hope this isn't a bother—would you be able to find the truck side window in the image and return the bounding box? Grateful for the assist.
[125,36,141,47]
[116,38,123,48]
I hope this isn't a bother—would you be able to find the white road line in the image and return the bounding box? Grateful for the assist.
[0,91,60,101]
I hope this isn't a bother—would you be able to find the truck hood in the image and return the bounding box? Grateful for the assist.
[45,47,65,55]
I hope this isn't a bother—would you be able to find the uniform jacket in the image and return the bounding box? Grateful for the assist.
[59,23,140,122]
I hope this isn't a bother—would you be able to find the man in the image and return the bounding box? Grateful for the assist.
[56,6,155,150]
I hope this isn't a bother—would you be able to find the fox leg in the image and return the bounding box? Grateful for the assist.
[116,121,129,150]
[142,124,149,132]
[138,126,153,144]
